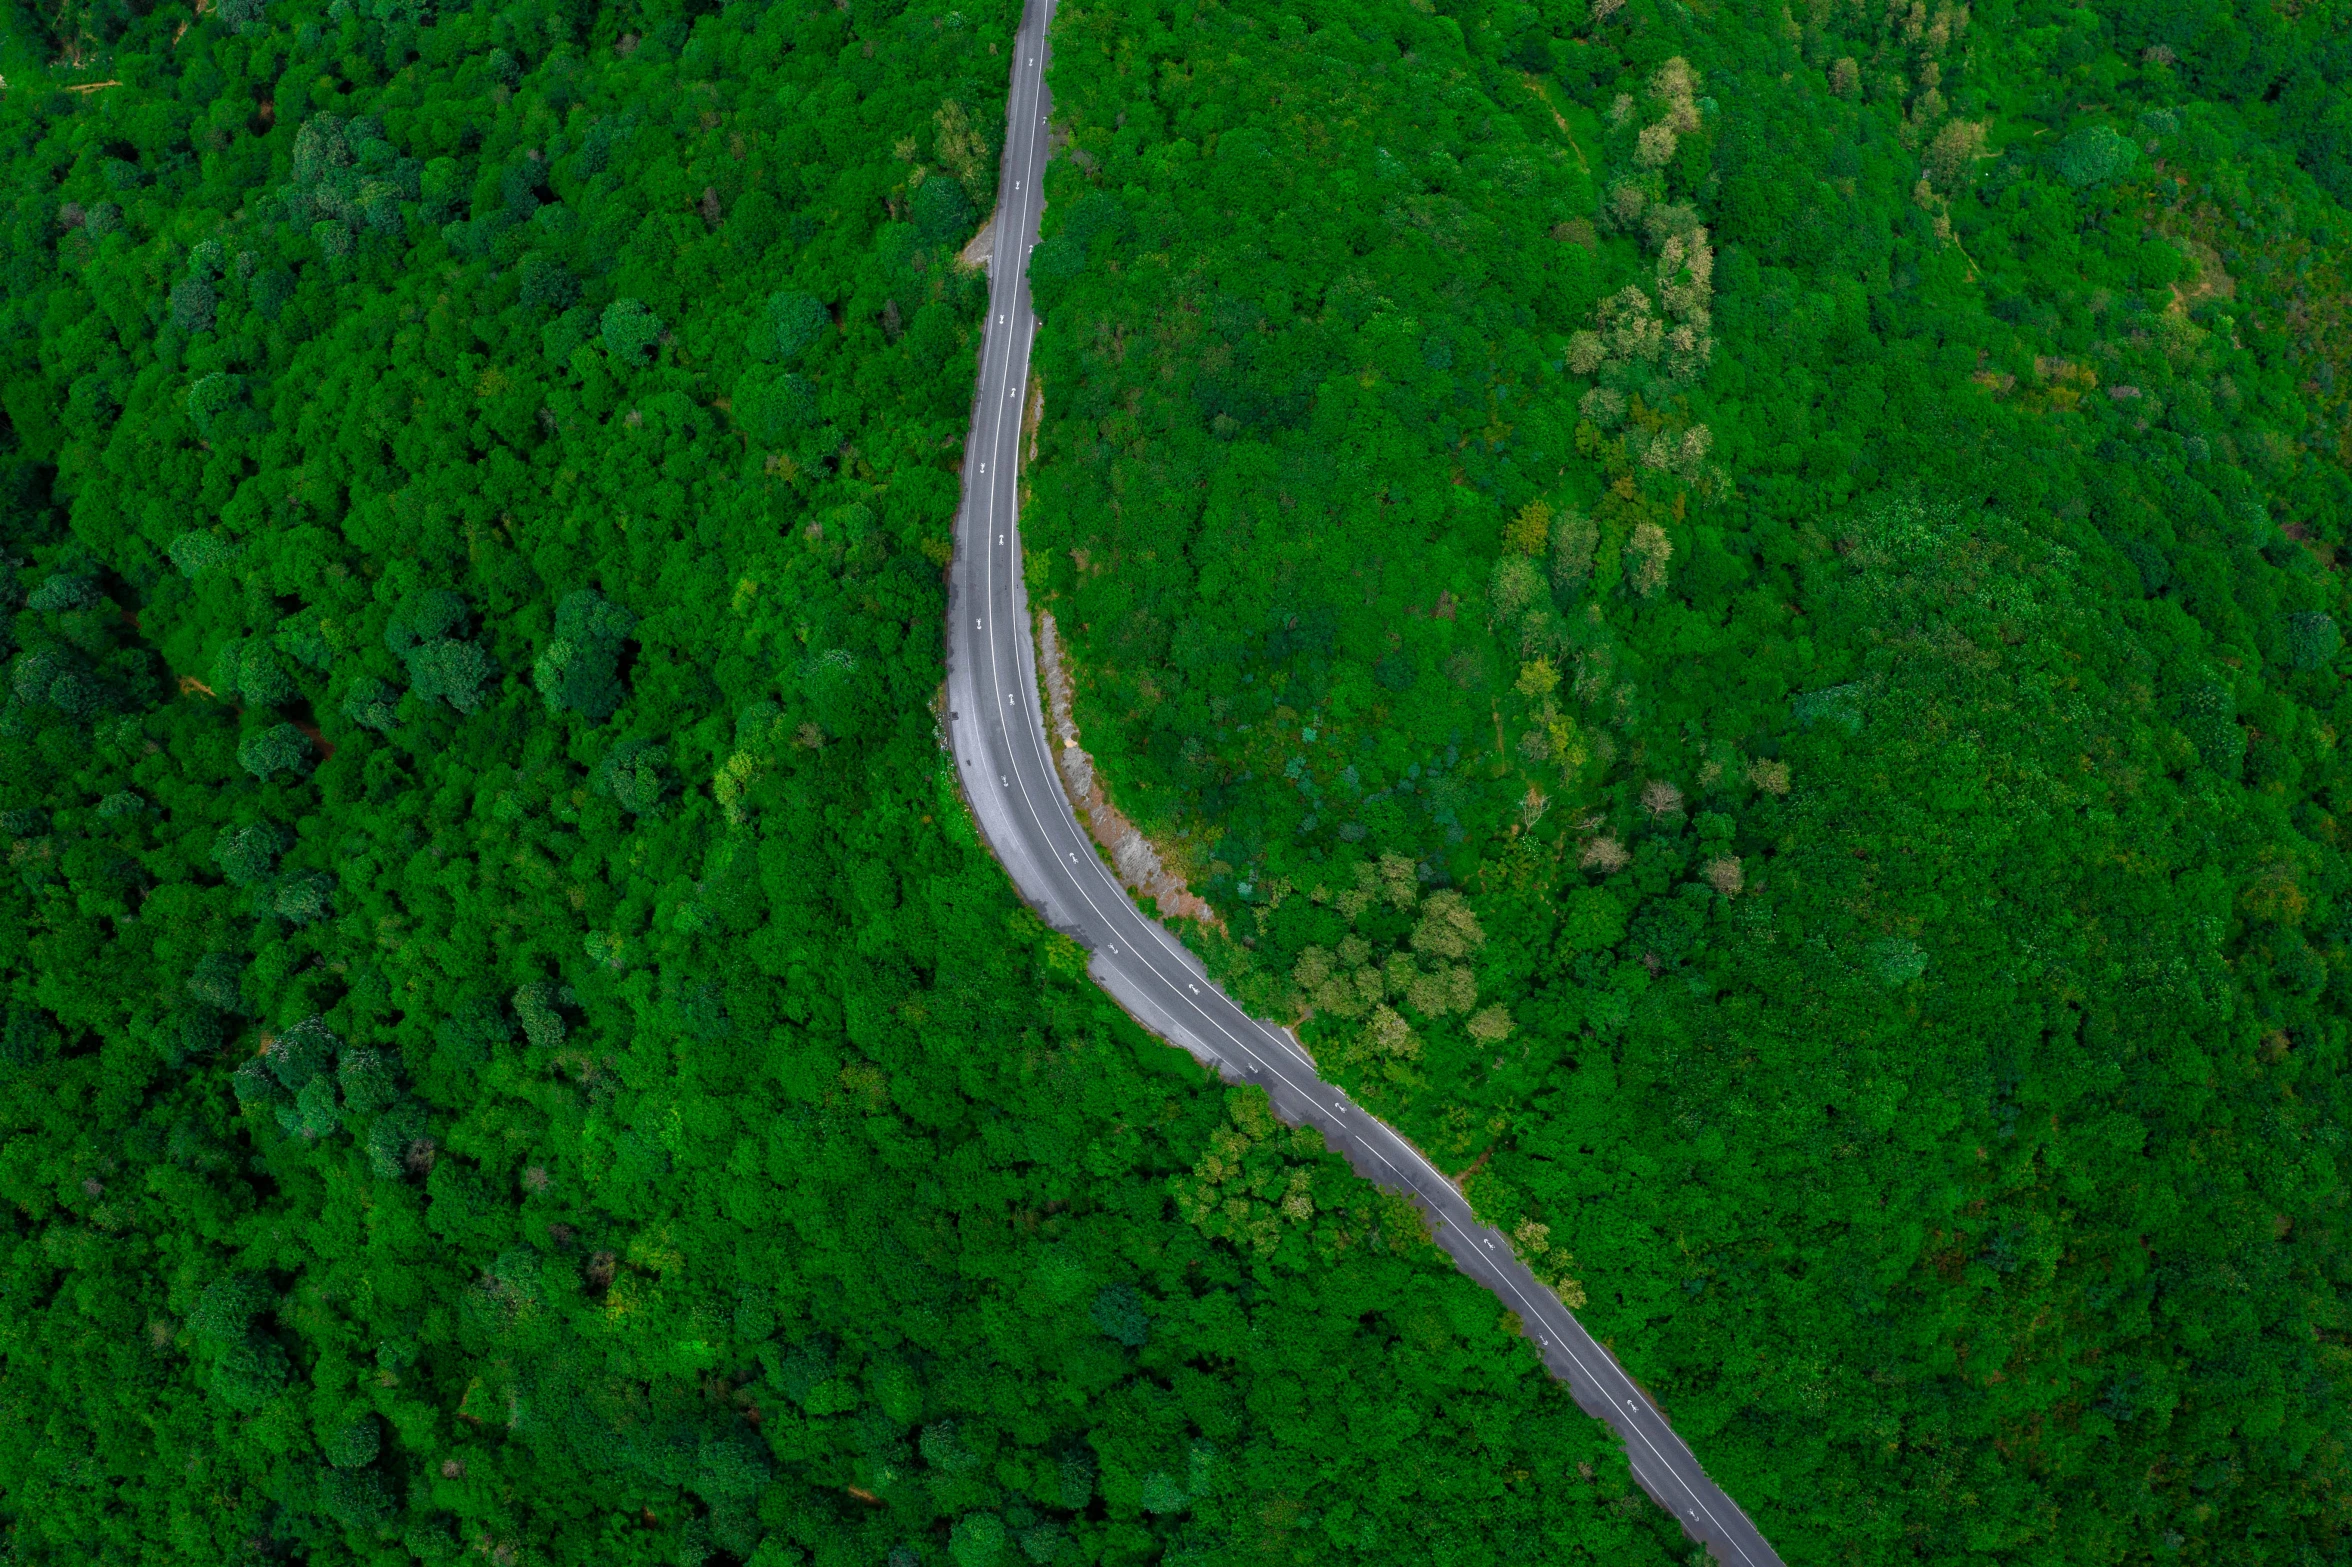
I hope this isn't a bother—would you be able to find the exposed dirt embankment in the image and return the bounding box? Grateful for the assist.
[1036,610,1217,926]
[955,213,995,273]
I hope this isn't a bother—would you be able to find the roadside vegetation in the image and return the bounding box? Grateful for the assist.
[1027,0,2352,1558]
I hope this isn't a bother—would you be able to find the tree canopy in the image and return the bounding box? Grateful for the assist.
[1026,0,2352,1559]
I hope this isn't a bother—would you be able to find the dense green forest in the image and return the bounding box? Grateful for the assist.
[14,0,2352,1560]
[0,2,1704,1564]
[1026,0,2352,1560]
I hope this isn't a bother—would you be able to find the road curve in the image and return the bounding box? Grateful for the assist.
[941,4,1782,1562]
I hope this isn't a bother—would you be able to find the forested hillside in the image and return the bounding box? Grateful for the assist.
[1028,0,2352,1559]
[0,2,1698,1564]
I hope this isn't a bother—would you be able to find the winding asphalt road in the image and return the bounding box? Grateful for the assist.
[941,4,1782,1561]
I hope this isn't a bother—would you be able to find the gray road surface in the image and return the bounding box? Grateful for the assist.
[940,4,1783,1562]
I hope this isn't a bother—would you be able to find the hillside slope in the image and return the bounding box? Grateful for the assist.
[1024,0,2352,1558]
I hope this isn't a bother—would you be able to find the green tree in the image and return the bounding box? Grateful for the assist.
[533,590,634,720]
